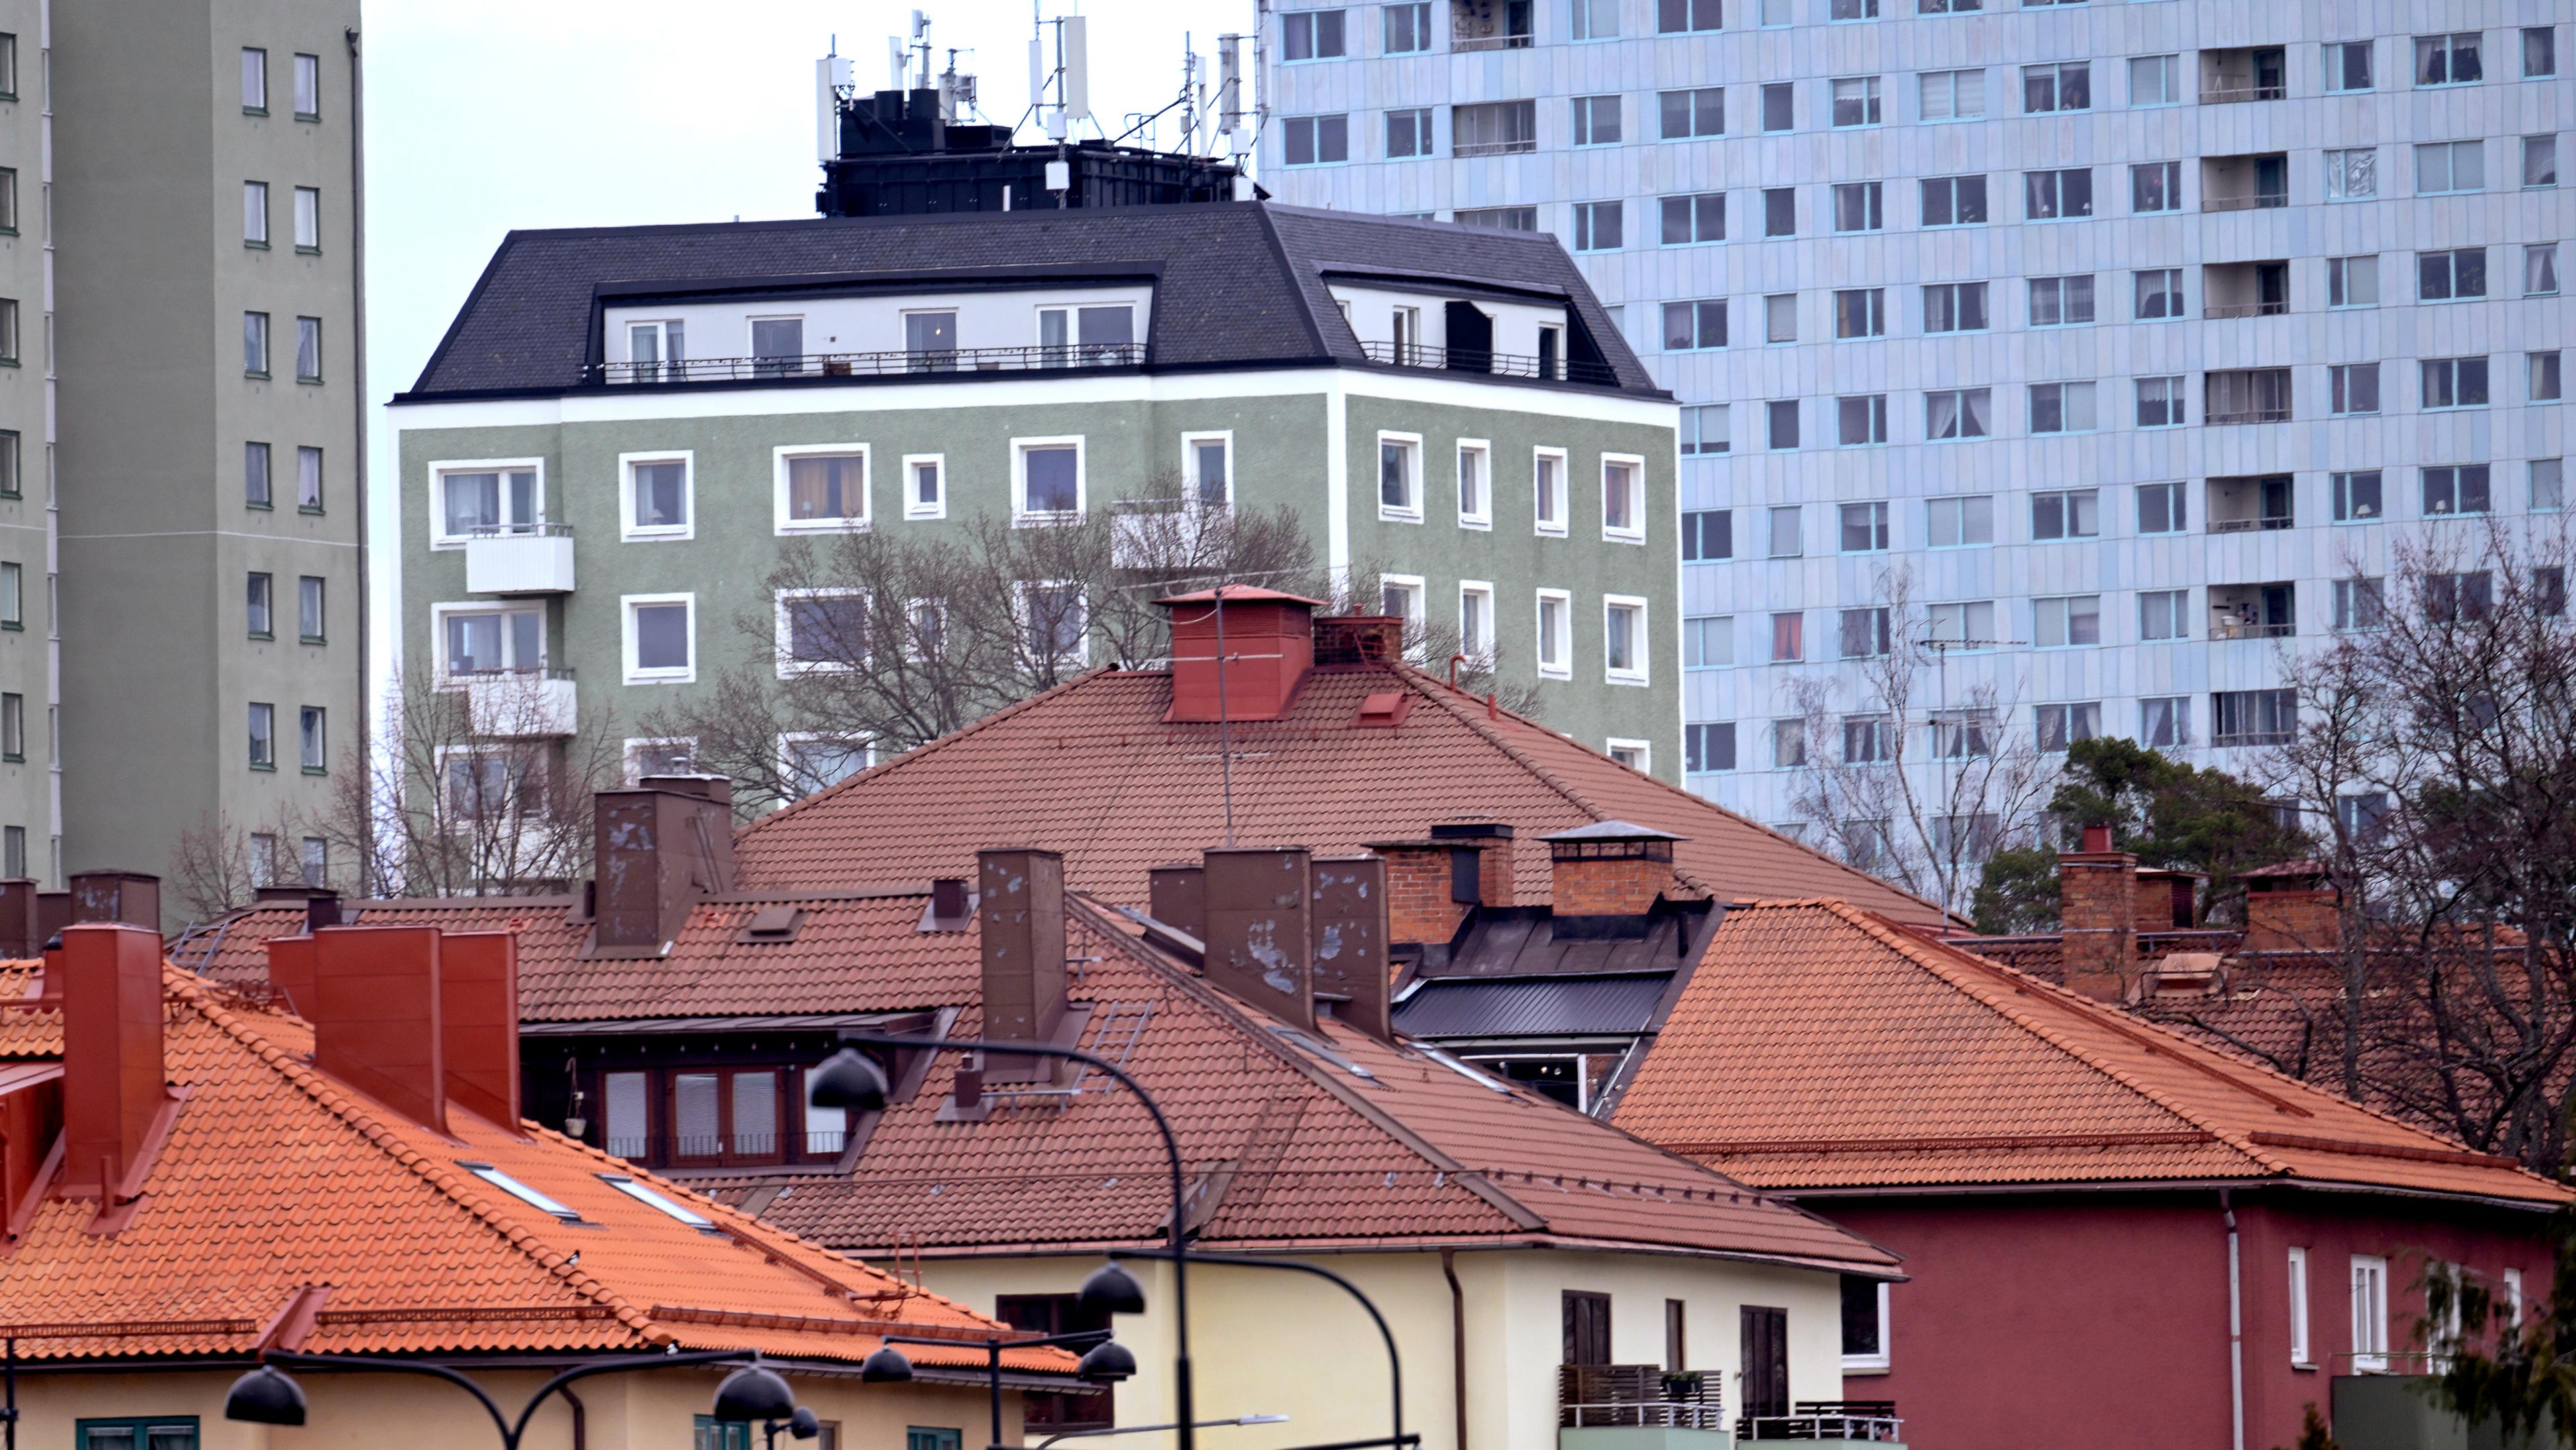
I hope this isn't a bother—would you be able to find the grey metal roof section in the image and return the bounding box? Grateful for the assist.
[1538,820,1687,843]
[1393,973,1675,1039]
[400,201,1659,400]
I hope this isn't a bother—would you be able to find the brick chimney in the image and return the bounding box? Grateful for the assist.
[1310,855,1391,1041]
[1148,862,1206,940]
[1542,822,1682,918]
[592,778,737,954]
[2243,862,2339,952]
[69,871,158,930]
[437,932,521,1127]
[307,926,448,1133]
[1201,847,1316,1031]
[2133,869,2201,932]
[58,924,170,1202]
[2059,824,2139,1002]
[978,847,1067,1083]
[1372,820,1513,946]
[1157,586,1323,723]
[1315,614,1404,666]
[0,878,38,959]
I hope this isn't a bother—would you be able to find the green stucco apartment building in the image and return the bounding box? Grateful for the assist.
[392,202,1678,801]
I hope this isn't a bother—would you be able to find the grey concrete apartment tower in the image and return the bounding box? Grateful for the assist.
[44,0,364,915]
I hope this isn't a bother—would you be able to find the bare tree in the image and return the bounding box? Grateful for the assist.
[1334,558,1546,718]
[1786,568,2055,914]
[169,805,315,923]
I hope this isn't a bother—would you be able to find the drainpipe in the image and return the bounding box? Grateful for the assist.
[1440,1249,1467,1450]
[2222,1189,2245,1450]
[561,1384,586,1450]
[344,23,372,893]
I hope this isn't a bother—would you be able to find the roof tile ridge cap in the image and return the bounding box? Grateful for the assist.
[189,987,663,1340]
[1068,899,1538,1232]
[1392,666,1622,826]
[1815,902,2282,1175]
[740,666,1125,841]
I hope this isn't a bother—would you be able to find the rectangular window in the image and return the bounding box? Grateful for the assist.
[0,561,16,629]
[2029,275,2096,326]
[297,575,325,643]
[247,571,274,638]
[1921,175,1988,226]
[243,311,269,376]
[778,449,868,530]
[1684,615,1733,668]
[2530,27,2560,78]
[242,47,268,110]
[2530,244,2561,296]
[1661,0,1724,30]
[625,595,697,683]
[2036,703,2101,753]
[1660,192,1725,244]
[1839,501,1890,551]
[2129,54,2180,106]
[0,695,19,762]
[1834,289,1886,339]
[1925,388,1991,440]
[2288,1249,2312,1366]
[2332,578,2385,631]
[1571,94,1622,146]
[2331,469,2384,522]
[1923,282,1988,332]
[1377,434,1421,517]
[1662,300,1728,350]
[2034,594,2102,648]
[2139,589,2190,640]
[2330,255,2379,308]
[2414,33,2481,87]
[1764,293,1797,344]
[1601,457,1644,541]
[1604,598,1648,683]
[292,445,323,511]
[1927,601,1994,648]
[2023,62,2091,113]
[1536,449,1570,530]
[1453,101,1538,156]
[2031,489,2099,540]
[242,180,268,245]
[1767,400,1800,449]
[2421,356,2490,410]
[2326,41,2373,92]
[2427,571,2496,623]
[2136,375,2186,427]
[293,52,320,117]
[2131,162,2182,213]
[294,317,322,381]
[1572,201,1623,251]
[2030,382,2098,434]
[1762,188,1795,237]
[2025,167,2093,219]
[1681,508,1731,561]
[1839,608,1892,659]
[2532,136,2563,188]
[1385,108,1433,158]
[2329,364,2381,416]
[1680,404,1729,457]
[299,707,326,772]
[1770,612,1804,663]
[2533,458,2565,511]
[75,1421,201,1450]
[1570,0,1620,40]
[1930,712,1995,761]
[2141,696,2190,748]
[1384,2,1433,52]
[1926,496,1994,548]
[2351,1256,2390,1372]
[2212,689,2298,746]
[1832,182,1884,233]
[1283,9,1348,59]
[2325,148,2377,199]
[1460,583,1494,658]
[777,590,869,674]
[1841,716,1892,763]
[1537,590,1572,677]
[248,702,275,769]
[1761,82,1794,131]
[1686,722,1737,773]
[1831,76,1883,127]
[1919,68,1986,121]
[1282,115,1350,165]
[2138,482,2187,534]
[2134,268,2184,321]
[1659,87,1725,140]
[293,186,321,250]
[1837,394,1890,446]
[1830,0,1879,17]
[2422,465,2491,516]
[2206,368,2292,425]
[2416,140,2485,194]
[1773,720,1807,770]
[623,453,693,537]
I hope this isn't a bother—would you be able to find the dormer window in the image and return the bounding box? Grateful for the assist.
[627,320,684,382]
[904,310,958,370]
[1038,304,1137,366]
[750,317,804,377]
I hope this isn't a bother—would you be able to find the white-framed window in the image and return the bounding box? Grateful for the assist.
[623,736,697,784]
[2131,162,2183,213]
[1842,1278,1892,1374]
[1536,589,1572,678]
[243,180,269,245]
[623,319,685,382]
[2136,375,2187,427]
[1570,94,1621,146]
[1601,454,1646,543]
[1680,404,1729,457]
[2035,703,2100,753]
[2288,1248,2312,1366]
[2030,382,2098,434]
[2330,364,2381,416]
[433,602,547,681]
[779,732,872,799]
[1604,596,1648,685]
[1012,436,1085,522]
[2416,140,2485,194]
[1456,440,1491,528]
[904,453,946,519]
[619,451,693,541]
[2135,268,2185,320]
[1606,738,1650,771]
[2333,577,2385,631]
[749,315,806,374]
[2138,481,2188,534]
[2023,60,2090,113]
[1686,722,1736,774]
[292,51,320,117]
[1927,601,1994,650]
[1926,388,1992,440]
[1458,580,1495,661]
[2414,32,2481,87]
[2422,355,2490,410]
[773,444,869,533]
[1570,0,1619,41]
[1385,2,1434,53]
[2032,489,2099,540]
[1660,190,1725,242]
[2420,247,2487,301]
[429,458,543,547]
[2034,594,2102,648]
[2029,274,2096,327]
[2142,695,2190,748]
[1533,447,1568,535]
[2351,1255,2389,1373]
[2329,255,2379,308]
[1830,75,1883,127]
[437,745,545,822]
[2326,40,2373,93]
[1570,200,1623,251]
[294,186,320,249]
[1283,8,1347,59]
[621,593,696,684]
[775,588,868,677]
[1183,431,1234,508]
[1377,431,1424,520]
[1019,581,1090,668]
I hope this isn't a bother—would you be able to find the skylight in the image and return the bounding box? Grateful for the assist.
[459,1162,583,1221]
[599,1173,716,1229]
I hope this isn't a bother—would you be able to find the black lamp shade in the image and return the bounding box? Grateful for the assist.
[789,1406,823,1439]
[808,1048,892,1111]
[1077,1262,1147,1317]
[861,1344,916,1382]
[224,1365,308,1426]
[712,1365,798,1423]
[1077,1339,1138,1384]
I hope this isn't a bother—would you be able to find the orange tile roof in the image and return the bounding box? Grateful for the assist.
[1610,901,2572,1206]
[0,962,1074,1373]
[730,665,1950,925]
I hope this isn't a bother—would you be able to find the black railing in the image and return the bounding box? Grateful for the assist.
[601,1129,848,1166]
[2210,515,2296,533]
[1358,340,1619,386]
[1739,1402,1902,1443]
[1559,1366,1721,1431]
[594,343,1148,385]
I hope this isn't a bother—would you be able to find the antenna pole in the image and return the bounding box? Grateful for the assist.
[1215,585,1235,848]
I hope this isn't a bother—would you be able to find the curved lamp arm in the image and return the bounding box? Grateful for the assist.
[265,1347,755,1450]
[1115,1246,1401,1450]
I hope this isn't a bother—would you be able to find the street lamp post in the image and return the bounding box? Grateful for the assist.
[870,1327,1121,1450]
[224,1348,794,1448]
[1112,1247,1405,1450]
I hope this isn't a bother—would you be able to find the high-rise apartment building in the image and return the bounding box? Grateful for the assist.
[34,0,365,913]
[1264,1,2570,849]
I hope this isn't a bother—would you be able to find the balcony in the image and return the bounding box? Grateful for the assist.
[2205,370,2292,426]
[456,669,578,738]
[593,343,1146,386]
[2209,475,2295,533]
[1740,1402,1905,1447]
[1111,498,1228,569]
[2202,154,2289,212]
[1452,101,1538,156]
[1360,340,1617,386]
[2200,46,2288,103]
[2203,261,2289,319]
[464,523,576,595]
[2212,583,2297,640]
[1452,0,1534,50]
[1560,1366,1727,1450]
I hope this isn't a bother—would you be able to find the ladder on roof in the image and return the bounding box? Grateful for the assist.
[1071,1001,1155,1095]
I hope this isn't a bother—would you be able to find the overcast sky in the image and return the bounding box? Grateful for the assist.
[360,0,1257,687]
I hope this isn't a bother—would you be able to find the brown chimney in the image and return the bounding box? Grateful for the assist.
[2058,824,2139,1001]
[978,848,1067,1083]
[592,781,737,954]
[1156,587,1323,724]
[58,924,170,1201]
[1148,863,1206,940]
[307,925,447,1132]
[1201,847,1316,1031]
[1314,614,1403,666]
[0,878,38,958]
[2133,870,2200,932]
[1310,856,1391,1041]
[36,890,70,951]
[2242,863,2339,952]
[70,871,159,930]
[1542,822,1682,917]
[437,932,521,1127]
[266,932,318,1019]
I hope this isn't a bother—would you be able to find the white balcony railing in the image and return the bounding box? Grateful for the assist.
[456,670,578,738]
[465,524,576,594]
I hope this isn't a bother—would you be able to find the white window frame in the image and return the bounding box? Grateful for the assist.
[771,443,871,535]
[903,453,947,520]
[1536,588,1573,679]
[1601,453,1647,544]
[1843,1280,1892,1373]
[426,457,546,550]
[621,736,698,785]
[621,592,698,685]
[619,450,694,542]
[775,587,867,677]
[1533,447,1569,535]
[1456,438,1491,529]
[1606,738,1652,772]
[1458,579,1495,661]
[429,600,549,684]
[1377,431,1424,522]
[1378,572,1426,655]
[777,731,875,799]
[2288,1247,2312,1367]
[1603,594,1649,685]
[1012,435,1088,523]
[745,313,808,364]
[1181,430,1236,508]
[2351,1254,2390,1373]
[1018,580,1091,669]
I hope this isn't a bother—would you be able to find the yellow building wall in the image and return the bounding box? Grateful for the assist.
[917,1246,1850,1450]
[13,1359,1010,1449]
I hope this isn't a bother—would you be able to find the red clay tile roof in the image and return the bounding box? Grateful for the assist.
[729,664,1949,924]
[1610,901,2572,1206]
[0,963,1072,1373]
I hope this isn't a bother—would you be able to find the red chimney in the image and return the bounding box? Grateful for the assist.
[266,932,318,1019]
[2058,825,2139,1002]
[978,847,1067,1084]
[438,932,521,1127]
[307,926,447,1133]
[0,878,38,959]
[1157,586,1322,724]
[58,924,170,1201]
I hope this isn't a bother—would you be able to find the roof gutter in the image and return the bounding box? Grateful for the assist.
[1773,1174,2568,1214]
